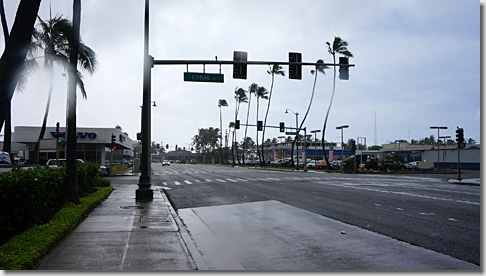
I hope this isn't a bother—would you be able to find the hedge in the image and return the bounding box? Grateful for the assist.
[0,187,113,270]
[0,162,109,244]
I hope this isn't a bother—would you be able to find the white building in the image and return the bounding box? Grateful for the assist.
[10,126,134,165]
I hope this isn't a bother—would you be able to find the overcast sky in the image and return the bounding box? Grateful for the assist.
[1,0,481,149]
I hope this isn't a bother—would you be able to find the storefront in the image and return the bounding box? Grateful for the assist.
[12,126,134,165]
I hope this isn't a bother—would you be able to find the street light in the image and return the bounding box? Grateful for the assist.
[430,126,447,170]
[285,109,299,169]
[310,130,321,161]
[336,125,349,170]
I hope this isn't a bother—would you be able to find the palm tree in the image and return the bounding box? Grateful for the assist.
[218,99,228,164]
[232,87,247,165]
[254,85,268,163]
[290,60,329,166]
[261,64,285,164]
[322,36,353,168]
[30,14,97,163]
[242,83,257,164]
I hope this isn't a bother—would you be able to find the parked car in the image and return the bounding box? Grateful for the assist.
[162,160,170,166]
[306,160,321,169]
[169,160,175,164]
[46,159,85,168]
[405,161,419,170]
[99,166,110,176]
[180,160,186,164]
[0,151,12,166]
[316,161,328,169]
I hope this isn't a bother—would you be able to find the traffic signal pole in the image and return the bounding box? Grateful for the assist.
[137,1,354,200]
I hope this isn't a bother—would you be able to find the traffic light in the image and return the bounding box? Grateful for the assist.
[111,134,116,144]
[257,120,263,131]
[351,140,356,153]
[279,122,285,132]
[339,57,349,80]
[456,128,464,148]
[305,143,309,150]
[235,120,240,129]
[233,51,247,79]
[166,144,169,149]
[175,145,178,150]
[289,52,302,80]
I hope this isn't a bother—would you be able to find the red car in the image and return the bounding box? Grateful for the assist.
[316,162,328,169]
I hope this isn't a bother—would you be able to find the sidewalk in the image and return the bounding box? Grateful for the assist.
[36,174,195,271]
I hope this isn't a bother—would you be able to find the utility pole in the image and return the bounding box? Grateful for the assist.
[430,126,447,170]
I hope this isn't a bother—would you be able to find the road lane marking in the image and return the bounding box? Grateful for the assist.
[163,182,167,186]
[216,179,226,183]
[316,181,480,205]
[226,179,238,182]
[174,181,181,185]
[236,178,248,182]
[205,179,212,182]
[184,180,193,184]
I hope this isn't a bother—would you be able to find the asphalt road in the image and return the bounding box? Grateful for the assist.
[152,163,480,266]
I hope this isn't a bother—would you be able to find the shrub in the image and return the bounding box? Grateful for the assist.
[0,162,110,245]
[0,187,113,270]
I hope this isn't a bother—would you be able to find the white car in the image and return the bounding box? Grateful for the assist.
[404,161,419,170]
[46,159,85,168]
[162,160,170,166]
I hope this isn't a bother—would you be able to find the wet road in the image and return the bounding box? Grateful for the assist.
[152,164,480,266]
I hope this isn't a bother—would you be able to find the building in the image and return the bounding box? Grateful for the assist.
[10,126,134,165]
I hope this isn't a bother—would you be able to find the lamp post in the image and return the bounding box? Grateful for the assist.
[430,126,447,170]
[137,0,154,201]
[311,130,321,161]
[336,125,349,170]
[285,109,299,169]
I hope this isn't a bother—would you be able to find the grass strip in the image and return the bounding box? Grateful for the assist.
[0,187,114,270]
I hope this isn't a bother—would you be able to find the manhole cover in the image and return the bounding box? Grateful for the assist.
[120,206,146,210]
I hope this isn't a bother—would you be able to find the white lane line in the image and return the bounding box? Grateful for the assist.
[205,179,212,182]
[174,181,181,185]
[184,180,193,184]
[236,178,248,182]
[226,179,238,182]
[216,179,226,183]
[162,182,167,186]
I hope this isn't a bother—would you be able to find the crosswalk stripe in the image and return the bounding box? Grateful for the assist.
[184,180,192,184]
[216,179,226,183]
[174,181,181,185]
[205,179,212,182]
[163,182,167,186]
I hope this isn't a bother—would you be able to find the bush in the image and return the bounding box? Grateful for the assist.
[0,167,65,244]
[0,162,110,245]
[0,187,113,270]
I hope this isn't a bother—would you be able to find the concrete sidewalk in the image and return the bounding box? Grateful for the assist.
[36,175,195,271]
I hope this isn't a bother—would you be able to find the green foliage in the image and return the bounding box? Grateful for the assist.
[0,187,113,270]
[0,162,110,244]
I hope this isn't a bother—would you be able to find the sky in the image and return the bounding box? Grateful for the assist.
[0,0,482,150]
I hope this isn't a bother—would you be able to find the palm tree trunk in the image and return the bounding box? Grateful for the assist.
[242,93,252,165]
[2,102,10,153]
[65,0,81,204]
[322,55,336,168]
[256,98,261,164]
[261,74,275,165]
[219,105,223,164]
[32,60,54,163]
[0,0,41,134]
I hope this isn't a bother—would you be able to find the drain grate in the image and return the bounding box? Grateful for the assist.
[120,206,146,210]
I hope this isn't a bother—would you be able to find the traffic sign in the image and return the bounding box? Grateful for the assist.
[184,72,224,83]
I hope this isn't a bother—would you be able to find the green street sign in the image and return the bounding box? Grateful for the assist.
[286,132,298,135]
[184,72,224,83]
